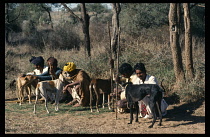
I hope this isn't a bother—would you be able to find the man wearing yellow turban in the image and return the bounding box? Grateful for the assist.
[62,62,91,107]
[63,62,76,72]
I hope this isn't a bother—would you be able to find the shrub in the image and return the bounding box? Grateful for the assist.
[46,23,81,50]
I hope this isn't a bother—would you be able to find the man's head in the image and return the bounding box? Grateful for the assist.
[47,57,58,74]
[63,62,76,75]
[47,57,58,68]
[134,63,147,80]
[29,56,44,70]
[119,63,133,78]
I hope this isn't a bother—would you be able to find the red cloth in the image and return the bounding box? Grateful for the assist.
[140,103,148,117]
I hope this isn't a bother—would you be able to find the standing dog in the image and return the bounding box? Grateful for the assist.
[89,79,112,112]
[125,83,165,128]
[33,73,66,114]
[16,75,38,105]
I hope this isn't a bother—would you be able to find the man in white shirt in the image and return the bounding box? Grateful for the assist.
[132,63,168,118]
[27,56,48,75]
[26,56,62,102]
[27,56,62,81]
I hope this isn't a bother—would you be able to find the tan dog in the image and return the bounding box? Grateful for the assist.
[16,75,38,105]
[89,79,112,112]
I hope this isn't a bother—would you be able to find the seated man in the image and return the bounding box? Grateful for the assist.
[26,56,62,102]
[62,62,91,107]
[27,56,62,81]
[114,63,139,113]
[133,63,168,118]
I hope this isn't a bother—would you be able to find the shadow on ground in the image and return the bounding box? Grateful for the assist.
[164,97,205,126]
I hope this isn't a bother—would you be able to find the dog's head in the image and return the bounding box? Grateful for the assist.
[19,75,37,87]
[120,82,133,91]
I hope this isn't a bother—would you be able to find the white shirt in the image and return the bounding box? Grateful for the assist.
[26,66,48,75]
[119,73,139,83]
[132,74,158,85]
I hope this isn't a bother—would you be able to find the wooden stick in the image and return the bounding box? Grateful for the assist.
[115,27,121,119]
[107,22,114,112]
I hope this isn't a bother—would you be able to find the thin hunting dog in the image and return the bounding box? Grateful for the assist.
[89,79,112,112]
[124,80,165,128]
[33,73,66,114]
[16,75,38,105]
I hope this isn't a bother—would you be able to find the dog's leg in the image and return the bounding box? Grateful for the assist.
[156,101,162,126]
[102,93,105,109]
[89,84,93,112]
[108,94,111,110]
[45,96,50,113]
[18,88,22,105]
[26,85,32,104]
[19,86,25,105]
[55,90,60,111]
[148,100,157,128]
[41,89,50,113]
[33,87,39,114]
[94,85,100,112]
[128,102,133,124]
[135,102,139,123]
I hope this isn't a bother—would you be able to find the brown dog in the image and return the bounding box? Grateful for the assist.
[89,79,112,112]
[16,75,38,105]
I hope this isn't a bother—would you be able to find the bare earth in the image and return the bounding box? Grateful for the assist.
[5,90,205,134]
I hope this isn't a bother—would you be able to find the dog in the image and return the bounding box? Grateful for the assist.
[124,82,165,128]
[89,79,112,112]
[16,75,38,105]
[33,73,66,114]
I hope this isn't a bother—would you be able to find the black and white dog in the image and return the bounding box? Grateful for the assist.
[124,81,165,128]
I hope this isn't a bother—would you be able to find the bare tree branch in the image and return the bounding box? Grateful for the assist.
[61,3,82,22]
[8,8,22,24]
[197,4,205,8]
[40,4,53,29]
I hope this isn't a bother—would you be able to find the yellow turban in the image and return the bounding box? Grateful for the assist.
[63,62,76,72]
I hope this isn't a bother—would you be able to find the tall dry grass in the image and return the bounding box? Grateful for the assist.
[5,22,205,103]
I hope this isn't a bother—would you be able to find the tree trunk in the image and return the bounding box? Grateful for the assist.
[61,3,91,57]
[111,3,121,59]
[169,3,185,87]
[183,3,194,79]
[80,3,91,57]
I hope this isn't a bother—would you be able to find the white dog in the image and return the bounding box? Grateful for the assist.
[33,73,66,114]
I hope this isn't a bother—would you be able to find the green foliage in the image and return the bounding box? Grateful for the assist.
[6,3,52,34]
[120,3,169,36]
[190,3,205,37]
[72,3,110,14]
[86,3,109,14]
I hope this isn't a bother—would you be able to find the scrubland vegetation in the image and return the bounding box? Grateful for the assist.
[5,3,205,103]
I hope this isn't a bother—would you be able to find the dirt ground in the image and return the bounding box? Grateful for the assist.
[5,90,205,134]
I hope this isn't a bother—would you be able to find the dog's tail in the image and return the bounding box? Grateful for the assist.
[160,79,166,92]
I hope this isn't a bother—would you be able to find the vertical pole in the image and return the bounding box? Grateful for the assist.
[107,22,114,112]
[116,27,121,119]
